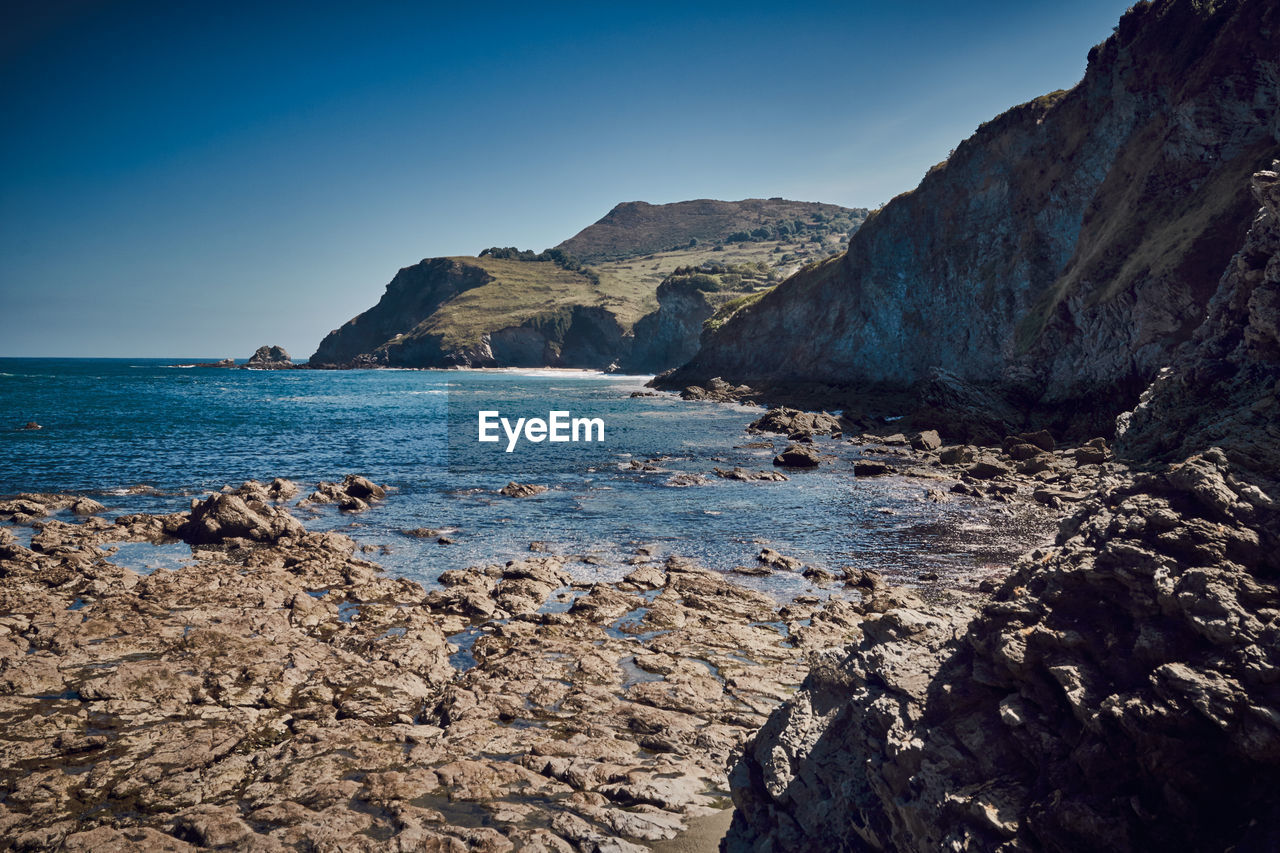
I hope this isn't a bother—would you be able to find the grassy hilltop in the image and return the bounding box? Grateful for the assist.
[310,198,868,369]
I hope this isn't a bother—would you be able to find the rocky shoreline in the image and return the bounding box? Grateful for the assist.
[0,408,1132,851]
[721,162,1280,851]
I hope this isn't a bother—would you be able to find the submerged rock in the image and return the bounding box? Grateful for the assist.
[713,466,788,482]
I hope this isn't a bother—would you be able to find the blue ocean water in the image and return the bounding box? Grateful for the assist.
[0,358,1050,596]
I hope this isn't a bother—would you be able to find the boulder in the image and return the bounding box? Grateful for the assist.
[748,408,842,437]
[1075,438,1109,465]
[773,444,821,468]
[910,430,942,451]
[758,548,803,572]
[341,474,385,500]
[938,445,975,465]
[1004,442,1044,461]
[966,456,1011,479]
[853,461,895,477]
[177,493,305,544]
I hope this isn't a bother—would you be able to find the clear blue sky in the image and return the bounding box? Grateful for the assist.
[1,0,1133,358]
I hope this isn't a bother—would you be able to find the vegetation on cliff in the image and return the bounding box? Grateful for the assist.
[311,198,865,369]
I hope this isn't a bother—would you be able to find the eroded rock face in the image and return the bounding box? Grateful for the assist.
[661,0,1279,438]
[728,449,1280,852]
[1118,161,1280,487]
[726,157,1280,852]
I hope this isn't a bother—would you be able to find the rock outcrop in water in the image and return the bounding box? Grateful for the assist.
[661,0,1279,437]
[245,345,292,367]
[724,161,1280,850]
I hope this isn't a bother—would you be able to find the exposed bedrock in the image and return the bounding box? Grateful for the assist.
[1117,161,1280,488]
[728,447,1280,852]
[624,277,719,374]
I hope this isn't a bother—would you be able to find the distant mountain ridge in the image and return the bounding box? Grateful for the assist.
[310,198,866,370]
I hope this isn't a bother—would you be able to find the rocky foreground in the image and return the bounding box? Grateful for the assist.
[0,422,1132,851]
[0,478,872,852]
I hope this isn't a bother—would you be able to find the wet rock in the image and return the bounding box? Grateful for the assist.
[664,473,708,487]
[500,482,549,498]
[713,466,788,482]
[758,548,803,572]
[773,444,821,468]
[340,474,385,500]
[302,474,387,511]
[852,460,895,477]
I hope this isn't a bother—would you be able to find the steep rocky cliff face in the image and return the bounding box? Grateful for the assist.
[1117,162,1280,485]
[625,278,717,374]
[310,258,492,367]
[623,265,778,374]
[663,0,1278,436]
[724,165,1280,851]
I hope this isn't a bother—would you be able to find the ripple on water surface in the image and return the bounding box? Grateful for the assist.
[0,359,1056,597]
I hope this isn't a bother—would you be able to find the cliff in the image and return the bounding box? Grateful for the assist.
[310,200,865,370]
[623,263,777,374]
[1117,161,1280,486]
[661,0,1278,436]
[723,163,1280,851]
[310,257,494,367]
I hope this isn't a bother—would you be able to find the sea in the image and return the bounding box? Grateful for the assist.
[0,358,1051,599]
